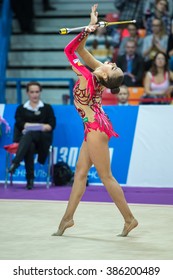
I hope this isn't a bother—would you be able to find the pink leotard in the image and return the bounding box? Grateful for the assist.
[64,30,118,140]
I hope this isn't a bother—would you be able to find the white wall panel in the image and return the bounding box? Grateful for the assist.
[127,106,173,187]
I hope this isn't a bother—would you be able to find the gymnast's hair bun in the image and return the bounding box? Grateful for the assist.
[111,87,120,94]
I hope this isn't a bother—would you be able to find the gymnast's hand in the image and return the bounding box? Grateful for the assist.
[90,4,98,25]
[85,24,98,33]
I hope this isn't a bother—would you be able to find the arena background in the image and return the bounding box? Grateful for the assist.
[1,104,173,188]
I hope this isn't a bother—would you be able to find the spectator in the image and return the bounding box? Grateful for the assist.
[8,82,56,189]
[167,21,173,71]
[114,0,145,28]
[142,18,168,71]
[141,52,173,104]
[118,23,144,56]
[117,85,130,105]
[86,27,114,63]
[116,38,145,87]
[104,12,122,47]
[144,0,172,35]
[144,0,173,20]
[11,0,35,33]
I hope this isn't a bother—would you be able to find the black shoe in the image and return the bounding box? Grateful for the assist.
[26,179,34,190]
[8,163,20,174]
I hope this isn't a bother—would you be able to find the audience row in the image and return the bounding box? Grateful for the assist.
[113,0,173,31]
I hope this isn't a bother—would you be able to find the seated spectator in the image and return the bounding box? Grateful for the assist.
[144,0,172,35]
[142,18,168,71]
[144,0,173,23]
[8,82,56,189]
[141,52,173,104]
[118,23,144,56]
[116,38,145,87]
[114,0,145,28]
[167,22,173,71]
[117,85,130,105]
[86,27,114,63]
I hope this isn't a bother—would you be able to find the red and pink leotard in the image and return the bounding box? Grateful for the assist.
[64,30,118,140]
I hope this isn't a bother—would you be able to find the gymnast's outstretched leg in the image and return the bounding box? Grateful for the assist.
[52,141,92,236]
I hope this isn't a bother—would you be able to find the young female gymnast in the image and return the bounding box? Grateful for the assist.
[53,4,138,237]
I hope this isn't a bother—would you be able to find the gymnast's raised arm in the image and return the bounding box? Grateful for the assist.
[76,4,103,71]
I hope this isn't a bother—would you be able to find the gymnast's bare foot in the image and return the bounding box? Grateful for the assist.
[118,218,138,237]
[52,219,74,236]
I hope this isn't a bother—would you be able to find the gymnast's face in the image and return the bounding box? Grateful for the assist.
[27,85,41,104]
[94,62,123,80]
[104,61,123,78]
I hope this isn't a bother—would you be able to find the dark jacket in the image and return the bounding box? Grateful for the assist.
[13,103,56,164]
[116,53,144,86]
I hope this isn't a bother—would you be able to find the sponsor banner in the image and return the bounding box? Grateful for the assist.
[0,105,138,185]
[1,104,173,187]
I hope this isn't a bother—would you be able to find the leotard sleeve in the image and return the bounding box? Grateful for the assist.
[64,30,96,98]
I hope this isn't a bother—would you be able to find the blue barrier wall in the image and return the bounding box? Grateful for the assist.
[1,104,173,188]
[0,0,12,103]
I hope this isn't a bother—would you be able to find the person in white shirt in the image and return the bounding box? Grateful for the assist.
[8,82,56,189]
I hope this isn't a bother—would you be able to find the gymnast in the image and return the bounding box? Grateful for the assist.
[52,3,138,237]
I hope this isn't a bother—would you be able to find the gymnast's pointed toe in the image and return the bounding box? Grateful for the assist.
[118,218,138,237]
[52,219,74,236]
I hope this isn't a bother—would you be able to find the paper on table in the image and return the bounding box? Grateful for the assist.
[25,123,44,131]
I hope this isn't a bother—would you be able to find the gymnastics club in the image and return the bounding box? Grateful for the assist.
[59,20,136,35]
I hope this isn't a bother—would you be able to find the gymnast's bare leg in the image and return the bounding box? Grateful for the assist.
[86,130,138,236]
[52,130,138,237]
[52,141,92,236]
